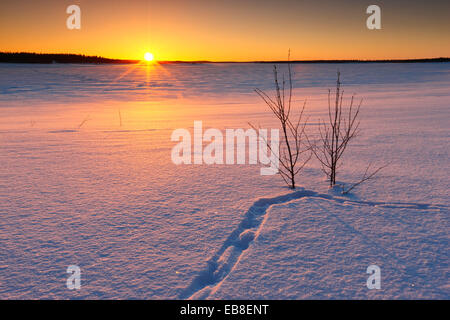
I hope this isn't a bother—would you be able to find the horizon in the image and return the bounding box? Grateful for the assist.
[1,52,449,63]
[1,1,449,61]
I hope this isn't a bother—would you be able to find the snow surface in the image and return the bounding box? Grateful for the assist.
[0,62,448,299]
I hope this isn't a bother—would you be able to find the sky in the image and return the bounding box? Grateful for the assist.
[0,0,449,61]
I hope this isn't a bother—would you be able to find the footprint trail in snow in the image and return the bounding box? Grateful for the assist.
[180,188,447,299]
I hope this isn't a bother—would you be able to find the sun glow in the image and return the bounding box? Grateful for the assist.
[144,52,154,62]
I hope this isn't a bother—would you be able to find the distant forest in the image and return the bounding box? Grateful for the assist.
[0,53,138,64]
[257,57,450,64]
[0,52,448,64]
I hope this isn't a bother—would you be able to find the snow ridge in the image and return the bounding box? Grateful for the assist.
[180,188,447,299]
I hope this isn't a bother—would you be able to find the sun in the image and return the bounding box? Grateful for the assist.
[144,52,154,62]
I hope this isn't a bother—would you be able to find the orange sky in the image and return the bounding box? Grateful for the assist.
[0,0,449,61]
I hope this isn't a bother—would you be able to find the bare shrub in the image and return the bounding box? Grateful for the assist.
[307,71,361,187]
[252,62,311,189]
[309,71,387,192]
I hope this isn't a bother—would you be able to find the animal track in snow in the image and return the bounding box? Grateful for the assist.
[180,188,447,299]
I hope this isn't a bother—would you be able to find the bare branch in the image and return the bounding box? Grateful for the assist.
[342,163,389,194]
